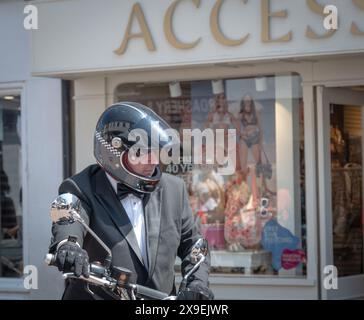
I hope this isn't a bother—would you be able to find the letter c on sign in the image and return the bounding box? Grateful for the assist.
[164,0,201,49]
[210,0,250,46]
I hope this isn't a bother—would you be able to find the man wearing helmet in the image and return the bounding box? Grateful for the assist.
[48,102,213,300]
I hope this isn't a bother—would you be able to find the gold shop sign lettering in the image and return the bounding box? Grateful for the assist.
[114,0,364,56]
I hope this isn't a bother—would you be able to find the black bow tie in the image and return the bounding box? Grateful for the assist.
[117,183,145,201]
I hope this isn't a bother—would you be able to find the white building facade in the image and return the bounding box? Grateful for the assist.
[0,0,64,300]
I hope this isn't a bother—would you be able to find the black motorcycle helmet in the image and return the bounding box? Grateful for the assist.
[94,102,178,193]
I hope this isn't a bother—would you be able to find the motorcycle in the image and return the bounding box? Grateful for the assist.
[45,193,210,300]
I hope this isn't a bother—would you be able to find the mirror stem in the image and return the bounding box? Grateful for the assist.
[74,215,113,266]
[179,254,206,294]
[184,254,205,281]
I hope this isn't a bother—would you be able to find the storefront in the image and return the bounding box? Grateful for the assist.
[29,0,364,299]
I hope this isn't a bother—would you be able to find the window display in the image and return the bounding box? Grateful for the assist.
[115,74,306,277]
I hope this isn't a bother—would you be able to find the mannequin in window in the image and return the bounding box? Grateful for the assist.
[238,94,263,175]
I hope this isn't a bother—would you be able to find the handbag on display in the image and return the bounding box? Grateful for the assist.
[256,148,273,180]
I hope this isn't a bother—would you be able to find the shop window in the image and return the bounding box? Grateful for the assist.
[0,95,23,278]
[115,74,306,277]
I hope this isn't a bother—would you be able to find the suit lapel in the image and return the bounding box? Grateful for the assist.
[93,170,145,267]
[144,184,163,278]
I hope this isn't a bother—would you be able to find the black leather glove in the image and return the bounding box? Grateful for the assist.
[55,241,90,278]
[178,280,214,300]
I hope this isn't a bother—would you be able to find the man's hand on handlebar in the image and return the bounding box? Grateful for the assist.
[55,241,90,278]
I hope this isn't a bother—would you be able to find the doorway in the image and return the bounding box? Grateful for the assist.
[317,86,364,299]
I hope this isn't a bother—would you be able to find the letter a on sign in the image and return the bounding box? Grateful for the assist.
[114,3,156,55]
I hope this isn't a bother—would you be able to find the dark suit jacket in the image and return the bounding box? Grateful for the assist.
[50,164,210,299]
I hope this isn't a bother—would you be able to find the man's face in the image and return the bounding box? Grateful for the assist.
[127,149,159,177]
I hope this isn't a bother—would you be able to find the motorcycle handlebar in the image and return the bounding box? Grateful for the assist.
[62,273,115,288]
[45,253,106,275]
[133,284,169,300]
[44,253,173,300]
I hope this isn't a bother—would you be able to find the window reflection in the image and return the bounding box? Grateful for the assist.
[0,95,23,278]
[330,104,364,277]
[115,75,306,277]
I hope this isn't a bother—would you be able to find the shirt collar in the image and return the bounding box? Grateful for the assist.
[105,172,118,193]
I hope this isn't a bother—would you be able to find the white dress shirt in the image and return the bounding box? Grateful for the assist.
[105,173,148,269]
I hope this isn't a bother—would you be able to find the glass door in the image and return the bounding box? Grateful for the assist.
[317,87,364,299]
